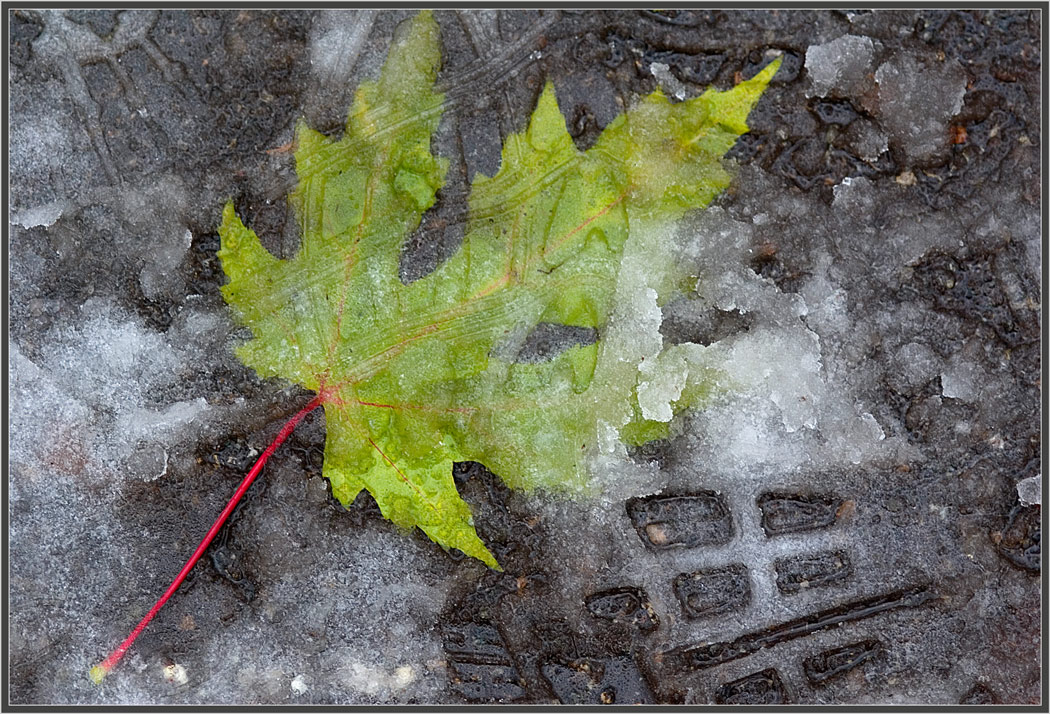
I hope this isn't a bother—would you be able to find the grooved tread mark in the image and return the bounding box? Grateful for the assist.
[662,586,936,672]
[802,639,882,684]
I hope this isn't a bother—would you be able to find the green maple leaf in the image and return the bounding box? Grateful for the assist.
[218,11,779,569]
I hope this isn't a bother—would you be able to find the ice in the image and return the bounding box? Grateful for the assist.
[10,298,218,483]
[345,662,417,696]
[689,328,890,470]
[47,299,177,399]
[804,34,874,98]
[183,520,458,705]
[311,10,376,86]
[860,412,886,440]
[940,359,980,402]
[874,52,967,163]
[12,199,68,229]
[140,228,192,300]
[9,96,76,212]
[664,207,896,471]
[163,663,189,685]
[650,61,686,101]
[9,342,92,482]
[596,219,677,432]
[832,176,875,212]
[585,214,755,501]
[585,202,901,509]
[800,253,851,336]
[582,217,692,498]
[681,206,808,325]
[891,342,942,392]
[637,346,694,422]
[1016,476,1040,507]
[724,326,824,433]
[605,225,668,359]
[120,398,210,467]
[845,119,890,161]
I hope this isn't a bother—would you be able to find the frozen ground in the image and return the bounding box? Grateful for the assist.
[7,9,1042,705]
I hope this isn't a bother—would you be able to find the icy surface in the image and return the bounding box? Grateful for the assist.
[140,229,193,301]
[637,347,690,422]
[311,10,376,83]
[1016,476,1040,507]
[10,301,218,483]
[940,359,981,402]
[804,34,874,97]
[650,61,686,101]
[12,199,68,229]
[832,175,875,211]
[8,8,1041,707]
[586,219,680,497]
[674,207,898,470]
[874,51,967,163]
[848,120,890,161]
[891,342,942,392]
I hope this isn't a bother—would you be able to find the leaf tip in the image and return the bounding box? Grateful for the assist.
[525,80,573,154]
[746,54,783,90]
[217,200,242,251]
[393,9,443,83]
[218,200,242,253]
[479,548,502,572]
[220,199,236,226]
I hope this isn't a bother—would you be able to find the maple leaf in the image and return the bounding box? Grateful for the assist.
[218,11,780,569]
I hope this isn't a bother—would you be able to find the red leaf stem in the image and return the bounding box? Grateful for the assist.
[90,396,322,683]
